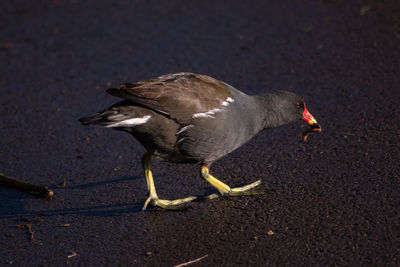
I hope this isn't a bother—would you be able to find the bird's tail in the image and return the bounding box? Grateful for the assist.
[79,101,149,128]
[78,113,104,125]
[79,107,146,128]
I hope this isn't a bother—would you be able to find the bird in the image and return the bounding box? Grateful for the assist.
[79,72,320,210]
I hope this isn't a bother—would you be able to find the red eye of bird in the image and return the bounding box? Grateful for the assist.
[296,102,300,108]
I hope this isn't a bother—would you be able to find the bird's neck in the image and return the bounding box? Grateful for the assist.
[252,93,293,129]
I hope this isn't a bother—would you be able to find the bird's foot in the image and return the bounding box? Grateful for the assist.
[230,179,262,194]
[205,180,265,199]
[201,166,265,199]
[142,195,197,211]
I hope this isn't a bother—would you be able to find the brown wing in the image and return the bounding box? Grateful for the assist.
[106,72,233,123]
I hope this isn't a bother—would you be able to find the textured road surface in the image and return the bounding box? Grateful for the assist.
[1,0,399,266]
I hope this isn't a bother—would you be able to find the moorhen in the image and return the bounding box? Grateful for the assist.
[79,72,320,210]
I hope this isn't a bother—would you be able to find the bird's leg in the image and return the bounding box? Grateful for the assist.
[141,151,196,210]
[200,166,263,199]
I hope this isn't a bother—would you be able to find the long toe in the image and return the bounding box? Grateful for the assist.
[143,196,197,211]
[229,180,264,196]
[156,196,197,208]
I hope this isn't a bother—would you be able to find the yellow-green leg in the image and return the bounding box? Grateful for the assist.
[200,166,263,199]
[141,151,196,210]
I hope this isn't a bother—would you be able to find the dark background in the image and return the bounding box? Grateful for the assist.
[1,0,399,266]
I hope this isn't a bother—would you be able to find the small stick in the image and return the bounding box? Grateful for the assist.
[0,173,54,198]
[174,254,208,267]
[302,124,322,142]
[16,223,35,241]
[67,251,78,258]
[26,224,34,241]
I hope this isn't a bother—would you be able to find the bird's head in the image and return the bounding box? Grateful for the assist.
[269,91,321,141]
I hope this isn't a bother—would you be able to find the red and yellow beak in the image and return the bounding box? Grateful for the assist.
[303,107,318,126]
[301,104,321,142]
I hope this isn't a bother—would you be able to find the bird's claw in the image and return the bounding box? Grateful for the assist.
[142,195,197,211]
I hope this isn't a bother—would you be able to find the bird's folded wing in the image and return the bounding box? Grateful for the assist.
[106,72,233,123]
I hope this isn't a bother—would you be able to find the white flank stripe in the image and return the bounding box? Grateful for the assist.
[176,125,194,135]
[106,115,151,127]
[192,108,223,119]
[227,97,234,102]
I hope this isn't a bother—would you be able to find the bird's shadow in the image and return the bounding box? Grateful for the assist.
[37,202,144,217]
[0,176,273,219]
[61,175,141,190]
[0,176,145,219]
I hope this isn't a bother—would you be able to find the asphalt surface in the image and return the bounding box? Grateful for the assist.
[1,0,399,266]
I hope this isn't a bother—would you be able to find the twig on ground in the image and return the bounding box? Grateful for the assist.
[302,124,322,142]
[67,251,78,258]
[16,223,35,241]
[0,173,54,198]
[173,254,208,267]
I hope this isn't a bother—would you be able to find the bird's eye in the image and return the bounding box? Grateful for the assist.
[295,102,300,108]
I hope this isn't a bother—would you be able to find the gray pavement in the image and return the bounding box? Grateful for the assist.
[1,0,399,266]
